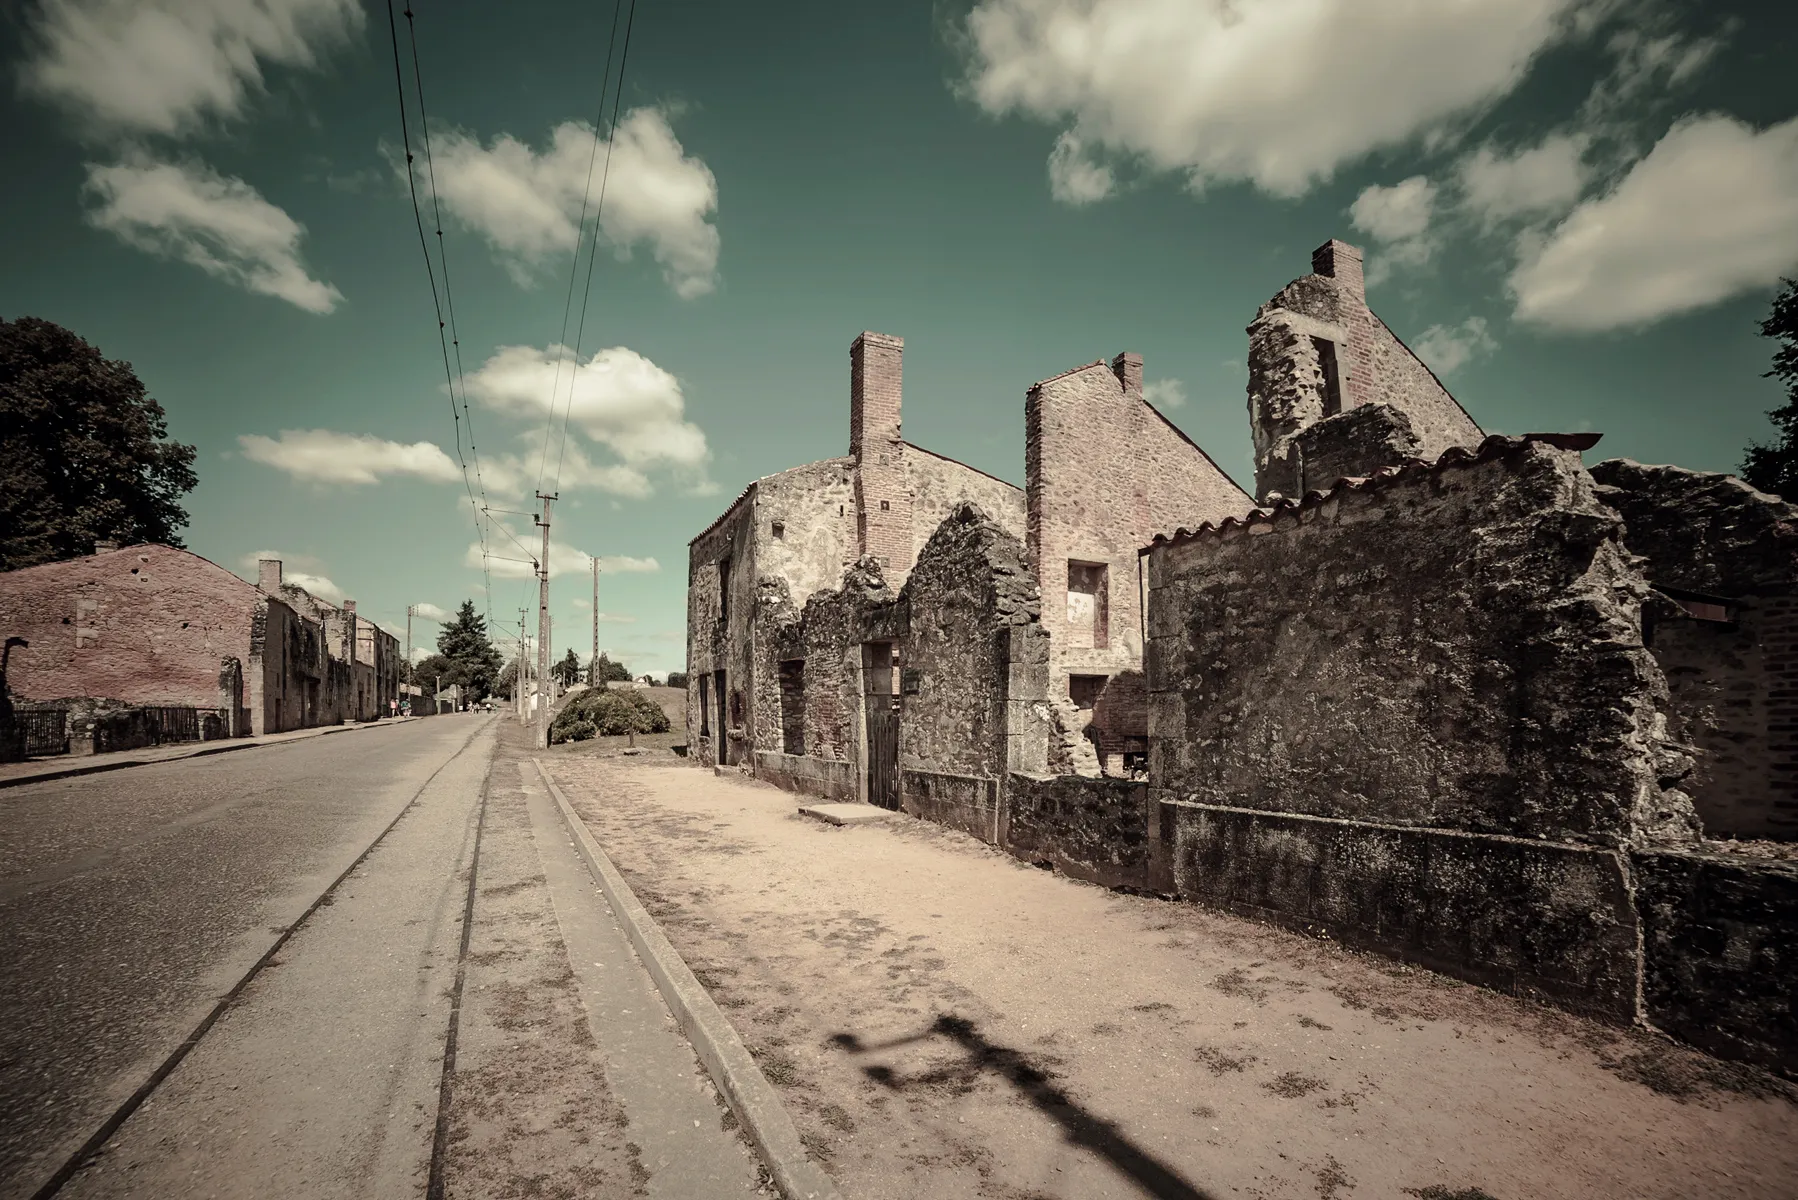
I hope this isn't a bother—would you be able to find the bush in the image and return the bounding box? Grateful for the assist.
[666,671,689,689]
[549,685,671,744]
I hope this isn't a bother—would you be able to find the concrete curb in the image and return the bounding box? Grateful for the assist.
[534,758,843,1200]
[0,717,424,791]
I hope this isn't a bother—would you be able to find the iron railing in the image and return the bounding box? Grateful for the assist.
[18,707,69,757]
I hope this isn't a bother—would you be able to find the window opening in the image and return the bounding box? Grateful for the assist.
[1066,561,1110,650]
[1312,337,1343,417]
[1069,674,1107,711]
[699,674,711,736]
[718,555,732,623]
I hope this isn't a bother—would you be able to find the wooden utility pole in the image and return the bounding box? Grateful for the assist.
[591,556,600,686]
[534,492,556,749]
[404,605,413,703]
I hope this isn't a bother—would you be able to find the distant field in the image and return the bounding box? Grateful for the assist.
[640,685,686,730]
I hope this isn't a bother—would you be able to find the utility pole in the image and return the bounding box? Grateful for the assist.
[535,492,556,749]
[405,605,414,712]
[591,556,599,687]
[515,610,528,722]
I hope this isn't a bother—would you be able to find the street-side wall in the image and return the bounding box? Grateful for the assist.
[1590,460,1798,839]
[687,485,761,767]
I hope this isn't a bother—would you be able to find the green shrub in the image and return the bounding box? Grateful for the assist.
[549,686,670,744]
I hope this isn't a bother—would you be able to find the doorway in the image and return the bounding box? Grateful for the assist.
[862,642,901,809]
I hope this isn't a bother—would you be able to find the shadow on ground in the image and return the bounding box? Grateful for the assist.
[831,1013,1217,1200]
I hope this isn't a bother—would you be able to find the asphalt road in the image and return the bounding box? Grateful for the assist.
[0,715,490,1198]
[0,714,768,1200]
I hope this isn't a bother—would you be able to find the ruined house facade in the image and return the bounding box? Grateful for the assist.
[0,544,399,744]
[683,241,1798,1076]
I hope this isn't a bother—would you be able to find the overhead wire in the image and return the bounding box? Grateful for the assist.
[535,0,630,494]
[401,3,496,626]
[383,0,494,626]
[552,0,639,493]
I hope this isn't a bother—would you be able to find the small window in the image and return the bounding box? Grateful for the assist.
[1066,561,1110,650]
[771,521,785,539]
[718,555,732,623]
[880,499,890,511]
[1312,337,1343,417]
[1069,674,1107,710]
[779,660,805,755]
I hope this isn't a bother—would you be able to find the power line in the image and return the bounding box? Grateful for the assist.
[535,0,631,493]
[552,0,640,493]
[401,4,495,624]
[384,0,494,624]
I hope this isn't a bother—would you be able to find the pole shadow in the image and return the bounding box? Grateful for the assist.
[830,1013,1217,1200]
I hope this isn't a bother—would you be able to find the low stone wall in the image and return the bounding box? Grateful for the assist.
[902,769,999,843]
[1165,801,1642,1019]
[753,751,856,802]
[1634,848,1798,1076]
[1004,774,1154,890]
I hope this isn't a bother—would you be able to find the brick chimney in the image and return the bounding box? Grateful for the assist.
[1111,351,1143,396]
[849,331,914,576]
[343,600,358,663]
[258,558,282,592]
[1311,238,1377,411]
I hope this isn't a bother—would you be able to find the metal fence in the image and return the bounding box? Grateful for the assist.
[19,708,69,757]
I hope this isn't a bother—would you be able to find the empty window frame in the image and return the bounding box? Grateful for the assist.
[779,659,805,755]
[1066,561,1110,650]
[1312,337,1343,417]
[718,555,732,624]
[698,673,711,736]
[1069,673,1108,711]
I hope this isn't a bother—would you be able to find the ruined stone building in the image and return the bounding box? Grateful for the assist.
[0,544,399,748]
[683,239,1798,1077]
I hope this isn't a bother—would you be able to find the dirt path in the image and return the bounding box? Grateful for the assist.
[549,755,1798,1200]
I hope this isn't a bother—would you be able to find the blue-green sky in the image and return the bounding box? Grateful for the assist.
[5,0,1795,677]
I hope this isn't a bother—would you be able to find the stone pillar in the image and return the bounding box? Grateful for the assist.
[258,558,282,592]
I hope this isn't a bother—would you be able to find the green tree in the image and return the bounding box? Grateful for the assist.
[666,671,689,689]
[551,647,582,687]
[1741,279,1798,499]
[589,652,632,684]
[434,601,503,698]
[495,659,519,700]
[1,317,198,570]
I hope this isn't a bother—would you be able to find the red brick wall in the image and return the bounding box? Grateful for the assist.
[1027,356,1253,699]
[0,544,260,710]
[851,332,915,576]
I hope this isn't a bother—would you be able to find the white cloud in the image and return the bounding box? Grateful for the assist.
[84,158,341,312]
[238,430,462,485]
[424,108,720,297]
[469,534,660,581]
[1457,132,1591,225]
[1580,26,1728,123]
[1412,317,1499,374]
[284,570,344,603]
[1142,378,1185,409]
[411,602,452,622]
[1510,114,1798,331]
[1350,175,1438,282]
[960,0,1584,200]
[22,0,361,138]
[463,343,710,495]
[1047,131,1115,204]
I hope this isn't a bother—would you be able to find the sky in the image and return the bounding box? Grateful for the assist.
[4,0,1796,680]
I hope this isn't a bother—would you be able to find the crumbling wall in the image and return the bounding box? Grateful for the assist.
[755,458,858,613]
[1004,775,1155,891]
[1260,403,1423,500]
[1249,240,1481,504]
[1148,439,1695,847]
[780,558,896,766]
[1591,460,1798,839]
[686,487,759,766]
[1027,354,1252,713]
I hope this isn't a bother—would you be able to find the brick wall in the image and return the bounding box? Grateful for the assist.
[851,332,915,577]
[1,544,262,711]
[1026,354,1252,709]
[1589,460,1798,838]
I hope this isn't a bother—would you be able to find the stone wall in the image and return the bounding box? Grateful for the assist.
[1590,460,1798,838]
[1026,353,1253,714]
[1259,403,1424,501]
[1003,774,1155,891]
[1248,240,1482,504]
[1146,439,1696,848]
[907,444,1026,553]
[686,487,760,766]
[1633,847,1798,1075]
[754,750,856,801]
